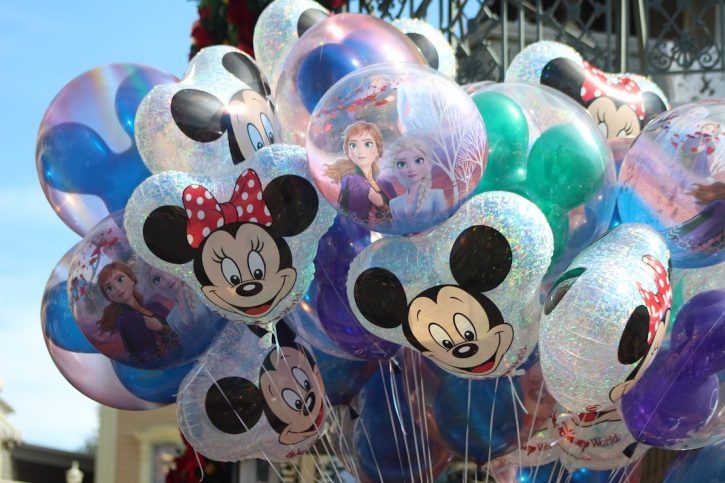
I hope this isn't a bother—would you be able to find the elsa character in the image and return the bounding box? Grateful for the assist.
[386,136,447,229]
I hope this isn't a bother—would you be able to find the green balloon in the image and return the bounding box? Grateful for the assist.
[525,123,607,210]
[472,91,529,194]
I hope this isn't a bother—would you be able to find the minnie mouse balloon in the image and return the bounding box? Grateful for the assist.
[348,191,553,378]
[275,13,426,145]
[506,41,668,140]
[177,321,326,461]
[125,144,335,327]
[540,223,672,412]
[253,0,329,94]
[36,64,176,235]
[135,46,281,176]
[307,63,487,235]
[391,18,457,79]
[618,100,725,268]
[67,212,227,369]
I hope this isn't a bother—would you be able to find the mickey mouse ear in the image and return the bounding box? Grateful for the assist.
[450,225,513,292]
[391,18,457,78]
[205,376,264,434]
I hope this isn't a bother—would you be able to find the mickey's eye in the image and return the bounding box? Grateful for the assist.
[396,161,406,169]
[429,323,454,350]
[247,123,264,151]
[247,251,265,280]
[221,258,242,286]
[292,367,311,391]
[454,313,476,341]
[260,113,275,144]
[414,157,425,165]
[282,388,303,411]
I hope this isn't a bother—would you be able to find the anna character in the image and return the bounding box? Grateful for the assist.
[97,261,180,365]
[324,121,395,225]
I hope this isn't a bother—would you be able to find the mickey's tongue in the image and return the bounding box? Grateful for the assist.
[470,360,495,374]
[242,302,272,316]
[578,412,598,423]
[315,406,325,428]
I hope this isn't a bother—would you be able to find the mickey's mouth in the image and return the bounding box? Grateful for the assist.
[467,351,497,374]
[233,296,276,316]
[314,404,325,429]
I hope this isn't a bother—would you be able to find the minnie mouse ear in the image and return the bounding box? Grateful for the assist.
[205,376,264,434]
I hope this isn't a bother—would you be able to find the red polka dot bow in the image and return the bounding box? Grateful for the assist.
[581,62,646,120]
[182,169,273,248]
[636,255,672,344]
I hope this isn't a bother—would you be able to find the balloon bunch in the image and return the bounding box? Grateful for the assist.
[36,0,724,479]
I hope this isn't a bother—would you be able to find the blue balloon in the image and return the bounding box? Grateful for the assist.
[517,462,632,483]
[42,281,96,353]
[311,347,376,405]
[353,366,451,482]
[433,367,524,464]
[296,43,362,113]
[664,441,725,482]
[112,360,194,404]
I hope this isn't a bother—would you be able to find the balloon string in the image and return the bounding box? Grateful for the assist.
[387,359,416,483]
[463,378,472,483]
[527,372,546,444]
[509,374,529,415]
[192,447,205,482]
[322,394,358,480]
[555,461,566,483]
[359,404,386,483]
[308,443,333,483]
[315,429,344,483]
[546,462,556,483]
[401,356,425,483]
[413,353,435,483]
[484,377,500,483]
[509,376,524,472]
[377,361,406,479]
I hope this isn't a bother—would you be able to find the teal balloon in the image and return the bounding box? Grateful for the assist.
[473,91,529,193]
[526,124,606,210]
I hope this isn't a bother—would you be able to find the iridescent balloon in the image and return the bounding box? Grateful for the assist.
[550,404,648,471]
[253,0,329,94]
[618,100,725,268]
[669,262,724,323]
[349,191,553,378]
[177,321,327,461]
[36,64,177,235]
[136,46,281,176]
[67,212,227,369]
[42,245,169,410]
[275,13,426,145]
[471,83,616,277]
[391,18,457,78]
[505,41,583,85]
[124,144,335,327]
[307,63,487,235]
[540,224,672,412]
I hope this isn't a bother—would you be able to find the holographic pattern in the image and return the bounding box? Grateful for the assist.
[348,191,553,378]
[125,144,335,327]
[539,224,671,412]
[391,18,457,79]
[505,41,583,85]
[253,0,329,94]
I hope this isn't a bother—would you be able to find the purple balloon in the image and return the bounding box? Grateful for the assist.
[620,290,724,448]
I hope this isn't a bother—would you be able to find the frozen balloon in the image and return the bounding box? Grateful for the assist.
[307,63,487,235]
[136,46,281,176]
[36,64,176,235]
[125,144,335,326]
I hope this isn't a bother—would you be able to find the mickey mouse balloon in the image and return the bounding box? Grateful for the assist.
[177,321,326,461]
[390,18,457,79]
[348,191,553,378]
[124,144,335,327]
[135,46,281,176]
[540,223,672,413]
[506,40,668,140]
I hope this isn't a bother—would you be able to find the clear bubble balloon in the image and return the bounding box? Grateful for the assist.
[177,321,327,461]
[275,13,426,145]
[391,18,457,79]
[136,46,281,177]
[67,212,227,369]
[669,261,724,323]
[308,63,487,235]
[471,83,617,279]
[124,144,335,326]
[348,191,553,378]
[540,224,672,413]
[253,0,329,94]
[618,100,725,268]
[36,64,177,236]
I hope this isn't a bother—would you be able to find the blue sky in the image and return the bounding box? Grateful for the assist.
[0,1,197,451]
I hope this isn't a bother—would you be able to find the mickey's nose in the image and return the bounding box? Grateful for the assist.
[236,282,262,296]
[452,343,478,359]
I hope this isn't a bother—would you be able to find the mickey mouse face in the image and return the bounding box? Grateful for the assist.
[136,46,282,176]
[350,192,554,378]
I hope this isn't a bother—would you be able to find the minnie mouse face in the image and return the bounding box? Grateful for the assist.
[170,51,281,165]
[540,58,667,140]
[204,325,325,448]
[142,169,318,319]
[354,225,515,376]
